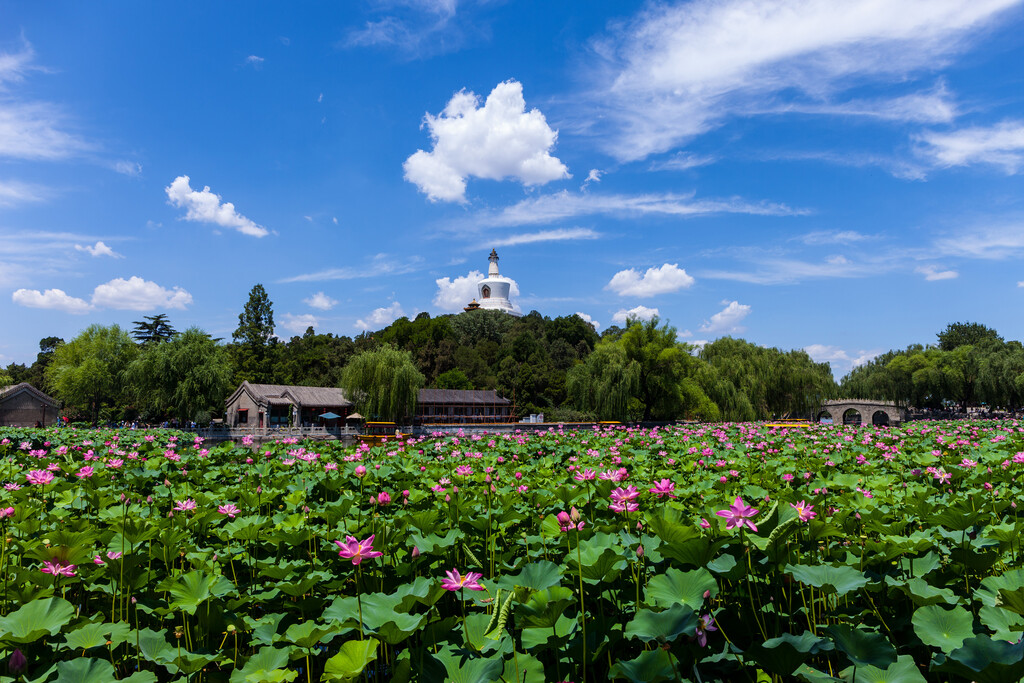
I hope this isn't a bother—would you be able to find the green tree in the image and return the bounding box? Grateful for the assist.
[125,327,234,423]
[937,322,1002,351]
[131,314,177,345]
[232,284,277,383]
[434,369,472,390]
[340,344,425,422]
[46,325,138,424]
[569,316,717,421]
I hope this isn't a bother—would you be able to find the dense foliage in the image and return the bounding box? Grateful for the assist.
[2,421,1024,681]
[841,322,1024,410]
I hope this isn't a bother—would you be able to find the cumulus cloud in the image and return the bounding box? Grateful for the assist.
[612,305,659,325]
[304,291,338,310]
[74,241,121,258]
[91,276,192,311]
[433,269,521,312]
[915,264,958,281]
[355,302,405,330]
[575,312,600,330]
[588,0,1020,160]
[12,288,91,314]
[699,301,751,334]
[165,176,268,237]
[404,80,569,202]
[281,313,318,334]
[606,263,695,297]
[916,120,1024,173]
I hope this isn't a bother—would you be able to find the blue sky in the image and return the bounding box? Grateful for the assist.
[2,1,1024,377]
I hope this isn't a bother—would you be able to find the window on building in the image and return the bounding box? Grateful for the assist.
[238,409,248,424]
[481,285,490,298]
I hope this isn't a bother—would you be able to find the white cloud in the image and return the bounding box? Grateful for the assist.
[804,344,881,376]
[933,223,1024,260]
[91,276,192,311]
[165,176,268,237]
[612,305,659,325]
[12,288,92,314]
[0,180,47,206]
[915,264,958,281]
[799,230,872,245]
[304,291,338,310]
[575,312,600,330]
[113,160,142,176]
[699,301,751,334]
[581,168,602,189]
[588,0,1020,160]
[245,55,264,67]
[649,152,717,171]
[74,241,121,258]
[916,120,1024,173]
[465,190,803,229]
[701,253,889,284]
[281,313,318,334]
[607,263,695,297]
[356,302,405,330]
[433,269,521,312]
[488,227,599,248]
[404,80,569,202]
[280,254,423,283]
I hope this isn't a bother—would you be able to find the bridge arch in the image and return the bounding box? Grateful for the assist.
[818,399,903,426]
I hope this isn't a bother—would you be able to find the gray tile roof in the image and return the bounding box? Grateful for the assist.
[0,383,59,407]
[417,389,510,405]
[244,383,352,407]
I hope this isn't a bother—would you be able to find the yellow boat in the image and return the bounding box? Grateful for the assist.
[356,421,410,446]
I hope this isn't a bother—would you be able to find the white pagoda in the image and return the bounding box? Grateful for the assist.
[464,249,520,316]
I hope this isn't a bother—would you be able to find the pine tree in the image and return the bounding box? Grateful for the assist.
[232,284,276,383]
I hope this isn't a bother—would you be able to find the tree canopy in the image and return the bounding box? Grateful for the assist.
[340,343,425,422]
[131,314,177,345]
[46,325,138,424]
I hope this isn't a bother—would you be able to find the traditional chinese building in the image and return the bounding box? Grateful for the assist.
[224,382,352,429]
[0,383,60,427]
[415,389,512,424]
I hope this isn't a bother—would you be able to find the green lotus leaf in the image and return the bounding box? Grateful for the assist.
[229,645,295,683]
[0,597,75,644]
[827,624,897,669]
[912,605,974,653]
[498,560,562,592]
[744,631,834,675]
[518,586,576,629]
[430,647,503,683]
[162,570,237,614]
[934,635,1024,683]
[624,603,697,644]
[54,658,117,683]
[884,576,957,606]
[786,564,869,596]
[61,621,132,651]
[608,648,678,683]
[282,621,340,649]
[644,567,717,610]
[979,604,1024,642]
[520,614,578,651]
[322,639,379,682]
[500,651,546,683]
[839,654,927,683]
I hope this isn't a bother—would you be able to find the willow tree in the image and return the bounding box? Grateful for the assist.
[46,324,138,424]
[125,327,234,423]
[340,343,425,422]
[566,342,639,421]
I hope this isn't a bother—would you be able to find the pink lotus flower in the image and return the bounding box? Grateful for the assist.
[0,507,14,519]
[556,507,585,532]
[41,560,76,577]
[25,470,54,486]
[334,535,383,565]
[695,614,717,647]
[376,492,391,505]
[354,465,367,478]
[173,499,198,512]
[75,466,94,478]
[574,469,596,482]
[715,496,760,532]
[790,501,816,522]
[648,479,676,498]
[218,504,240,518]
[241,435,254,446]
[440,568,485,591]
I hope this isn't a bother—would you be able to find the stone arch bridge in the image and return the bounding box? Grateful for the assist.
[816,399,904,426]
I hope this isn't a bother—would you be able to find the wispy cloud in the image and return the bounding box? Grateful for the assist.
[584,0,1019,160]
[464,190,804,229]
[805,344,881,377]
[915,264,958,280]
[915,120,1024,173]
[344,0,483,58]
[356,301,405,330]
[0,180,48,206]
[279,254,424,283]
[701,254,889,285]
[487,227,598,248]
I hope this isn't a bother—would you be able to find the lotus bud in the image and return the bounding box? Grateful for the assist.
[411,546,420,557]
[354,465,367,478]
[636,545,644,558]
[8,649,26,674]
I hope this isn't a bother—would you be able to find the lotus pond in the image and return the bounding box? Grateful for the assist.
[2,420,1024,682]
